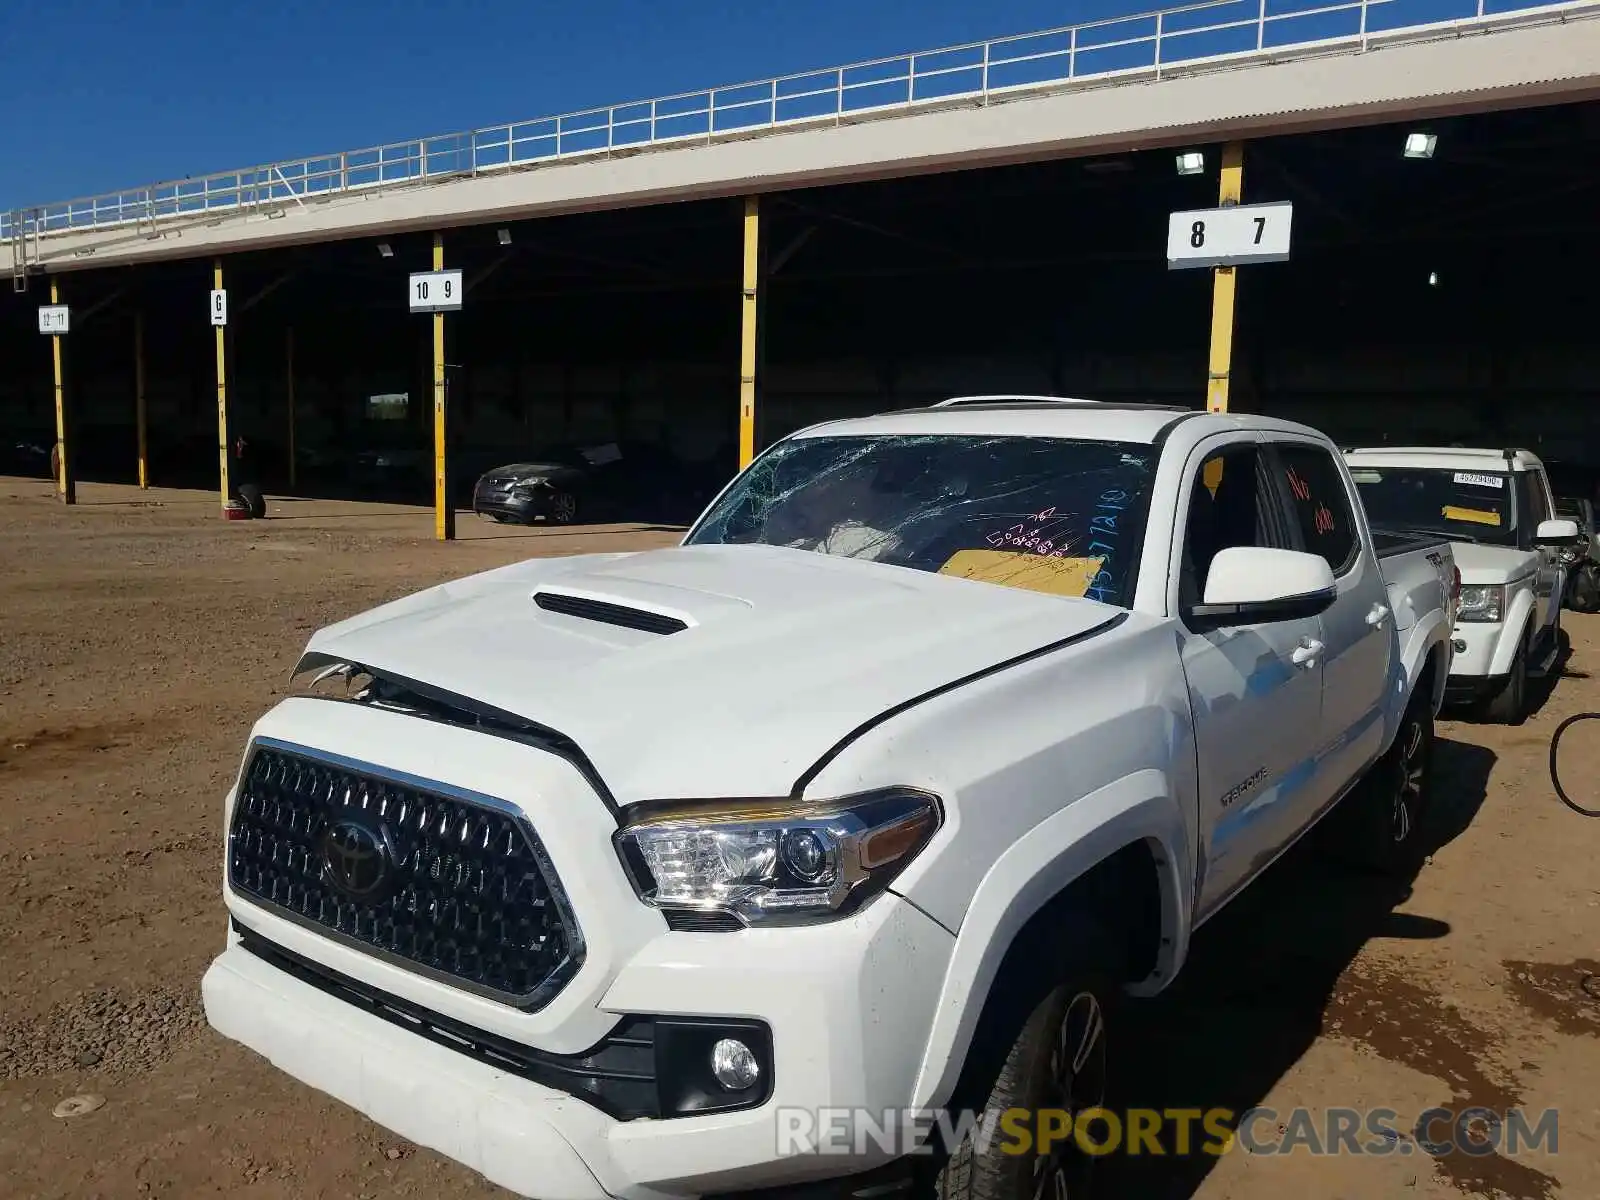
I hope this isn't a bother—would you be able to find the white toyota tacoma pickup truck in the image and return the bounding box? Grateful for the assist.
[203,398,1458,1200]
[1344,445,1580,724]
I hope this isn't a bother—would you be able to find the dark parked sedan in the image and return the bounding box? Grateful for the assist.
[473,454,587,524]
[472,441,728,526]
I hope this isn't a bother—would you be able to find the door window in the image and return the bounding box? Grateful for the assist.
[1179,445,1291,611]
[1274,444,1360,575]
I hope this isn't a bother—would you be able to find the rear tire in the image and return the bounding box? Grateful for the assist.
[1325,689,1434,876]
[934,928,1118,1200]
[1482,636,1528,725]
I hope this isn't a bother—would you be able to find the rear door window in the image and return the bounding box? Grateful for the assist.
[1271,444,1360,575]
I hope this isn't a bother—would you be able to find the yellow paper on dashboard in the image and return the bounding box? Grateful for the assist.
[939,550,1105,598]
[1442,505,1501,527]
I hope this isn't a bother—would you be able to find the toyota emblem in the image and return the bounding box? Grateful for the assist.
[321,819,391,899]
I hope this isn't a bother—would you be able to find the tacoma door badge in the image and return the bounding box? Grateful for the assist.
[1220,767,1267,809]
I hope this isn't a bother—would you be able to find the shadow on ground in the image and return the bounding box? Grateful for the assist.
[1096,735,1498,1198]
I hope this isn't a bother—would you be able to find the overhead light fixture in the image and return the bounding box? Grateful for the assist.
[1403,132,1437,160]
[1428,270,1440,287]
[1175,151,1206,176]
[496,228,512,246]
[376,242,394,258]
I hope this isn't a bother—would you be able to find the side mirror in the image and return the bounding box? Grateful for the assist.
[1188,546,1338,630]
[1534,518,1581,548]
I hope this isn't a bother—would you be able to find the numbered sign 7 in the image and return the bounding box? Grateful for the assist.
[1166,202,1293,270]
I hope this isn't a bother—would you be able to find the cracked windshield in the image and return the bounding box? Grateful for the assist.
[688,433,1156,606]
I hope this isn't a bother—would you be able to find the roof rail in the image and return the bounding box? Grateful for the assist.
[930,395,1102,408]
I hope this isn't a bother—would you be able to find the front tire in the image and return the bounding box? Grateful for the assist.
[1482,636,1529,725]
[549,491,578,525]
[935,946,1115,1200]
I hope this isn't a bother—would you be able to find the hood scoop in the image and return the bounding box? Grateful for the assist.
[532,589,689,635]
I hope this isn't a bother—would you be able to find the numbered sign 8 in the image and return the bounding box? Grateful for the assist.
[408,269,464,313]
[1166,201,1293,270]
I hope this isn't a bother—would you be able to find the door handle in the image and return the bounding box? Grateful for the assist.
[1292,638,1324,667]
[1366,603,1390,628]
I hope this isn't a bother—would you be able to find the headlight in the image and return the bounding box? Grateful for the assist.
[513,476,550,492]
[614,788,942,926]
[1457,584,1503,623]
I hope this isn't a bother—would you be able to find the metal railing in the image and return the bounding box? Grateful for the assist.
[2,0,1590,246]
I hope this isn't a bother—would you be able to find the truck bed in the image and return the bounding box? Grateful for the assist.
[1372,527,1452,559]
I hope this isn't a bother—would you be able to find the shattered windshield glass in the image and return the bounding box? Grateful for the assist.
[687,433,1156,607]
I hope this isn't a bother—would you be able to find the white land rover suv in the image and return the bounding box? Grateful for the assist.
[1344,445,1581,723]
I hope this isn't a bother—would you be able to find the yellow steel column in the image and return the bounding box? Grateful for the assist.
[135,309,148,489]
[738,196,762,470]
[433,233,454,541]
[50,277,74,505]
[1206,142,1245,415]
[214,260,231,512]
[286,327,297,491]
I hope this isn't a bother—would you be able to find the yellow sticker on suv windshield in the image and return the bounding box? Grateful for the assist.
[939,550,1105,598]
[1442,505,1502,527]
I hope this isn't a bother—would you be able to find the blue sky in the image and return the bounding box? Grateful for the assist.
[1,0,1489,207]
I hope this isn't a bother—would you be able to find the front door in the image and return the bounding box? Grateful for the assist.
[1175,437,1326,924]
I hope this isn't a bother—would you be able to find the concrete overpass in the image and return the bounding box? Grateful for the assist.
[8,0,1600,276]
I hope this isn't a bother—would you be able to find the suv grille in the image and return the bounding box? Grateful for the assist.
[227,740,583,1009]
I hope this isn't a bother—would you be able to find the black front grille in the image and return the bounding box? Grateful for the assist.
[228,742,582,1009]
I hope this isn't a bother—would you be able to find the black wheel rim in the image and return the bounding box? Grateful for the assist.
[1034,991,1107,1200]
[1393,717,1426,844]
[553,493,576,523]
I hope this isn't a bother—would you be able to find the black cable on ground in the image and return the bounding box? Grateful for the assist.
[1549,713,1600,818]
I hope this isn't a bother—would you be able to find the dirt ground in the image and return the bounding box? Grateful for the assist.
[0,476,1596,1200]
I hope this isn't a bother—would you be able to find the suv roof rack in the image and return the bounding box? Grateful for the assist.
[924,395,1190,413]
[931,394,1098,408]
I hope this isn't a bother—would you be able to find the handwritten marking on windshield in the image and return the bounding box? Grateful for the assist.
[984,506,1079,557]
[1085,489,1130,604]
[1286,466,1312,502]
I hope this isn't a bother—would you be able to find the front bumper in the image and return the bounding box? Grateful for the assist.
[206,699,956,1199]
[1444,671,1510,705]
[1442,619,1503,691]
[208,896,953,1199]
[474,483,559,521]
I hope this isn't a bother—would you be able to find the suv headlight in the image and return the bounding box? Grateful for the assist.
[1457,584,1504,623]
[614,788,942,926]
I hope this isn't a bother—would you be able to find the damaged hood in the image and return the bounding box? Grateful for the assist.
[297,544,1124,806]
